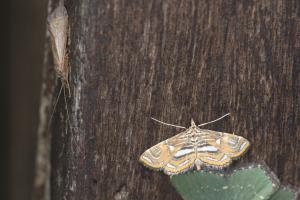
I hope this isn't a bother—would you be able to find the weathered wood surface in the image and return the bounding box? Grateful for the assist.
[39,0,300,199]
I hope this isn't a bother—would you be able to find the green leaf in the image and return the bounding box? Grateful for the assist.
[269,186,298,200]
[170,163,298,200]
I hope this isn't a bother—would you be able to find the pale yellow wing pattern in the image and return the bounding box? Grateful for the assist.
[163,135,196,174]
[196,129,250,168]
[139,130,195,174]
[140,128,250,174]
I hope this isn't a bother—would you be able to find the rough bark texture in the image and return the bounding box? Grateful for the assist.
[40,0,300,200]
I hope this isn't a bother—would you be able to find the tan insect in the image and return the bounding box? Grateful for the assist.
[139,113,250,175]
[47,3,70,127]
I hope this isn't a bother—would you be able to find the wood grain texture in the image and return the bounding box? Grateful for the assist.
[45,0,300,199]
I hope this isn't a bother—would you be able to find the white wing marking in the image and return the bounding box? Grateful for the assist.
[174,148,194,157]
[197,146,218,152]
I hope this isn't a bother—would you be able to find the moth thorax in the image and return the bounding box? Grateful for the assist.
[191,118,196,127]
[189,133,200,143]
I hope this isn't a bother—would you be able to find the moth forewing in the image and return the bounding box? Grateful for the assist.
[47,4,69,82]
[139,129,194,174]
[47,4,71,130]
[219,133,250,158]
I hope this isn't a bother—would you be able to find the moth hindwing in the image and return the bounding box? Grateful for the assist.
[139,119,250,175]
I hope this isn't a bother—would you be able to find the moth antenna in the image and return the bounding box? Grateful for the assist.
[198,113,231,127]
[48,84,64,130]
[65,54,71,97]
[66,78,71,98]
[151,117,186,129]
[63,86,71,132]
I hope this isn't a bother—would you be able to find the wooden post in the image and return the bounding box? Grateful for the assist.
[35,0,300,199]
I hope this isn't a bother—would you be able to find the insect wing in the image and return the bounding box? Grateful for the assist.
[218,132,250,158]
[139,131,189,171]
[163,149,196,175]
[140,128,250,174]
[196,130,250,167]
[47,5,68,79]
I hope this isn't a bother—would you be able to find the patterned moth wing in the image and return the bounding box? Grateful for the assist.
[139,130,196,175]
[140,120,250,175]
[195,129,250,168]
[47,4,69,82]
[47,4,71,131]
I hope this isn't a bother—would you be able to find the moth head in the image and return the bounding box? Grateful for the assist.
[190,119,196,128]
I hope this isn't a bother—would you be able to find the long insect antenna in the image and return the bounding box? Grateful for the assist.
[151,117,186,129]
[66,78,71,97]
[63,86,71,132]
[198,113,231,127]
[48,84,64,130]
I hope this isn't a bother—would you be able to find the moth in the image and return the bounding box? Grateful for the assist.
[48,3,69,84]
[47,3,70,127]
[139,113,250,175]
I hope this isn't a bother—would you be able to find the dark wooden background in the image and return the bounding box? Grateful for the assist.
[9,0,47,200]
[35,0,300,199]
